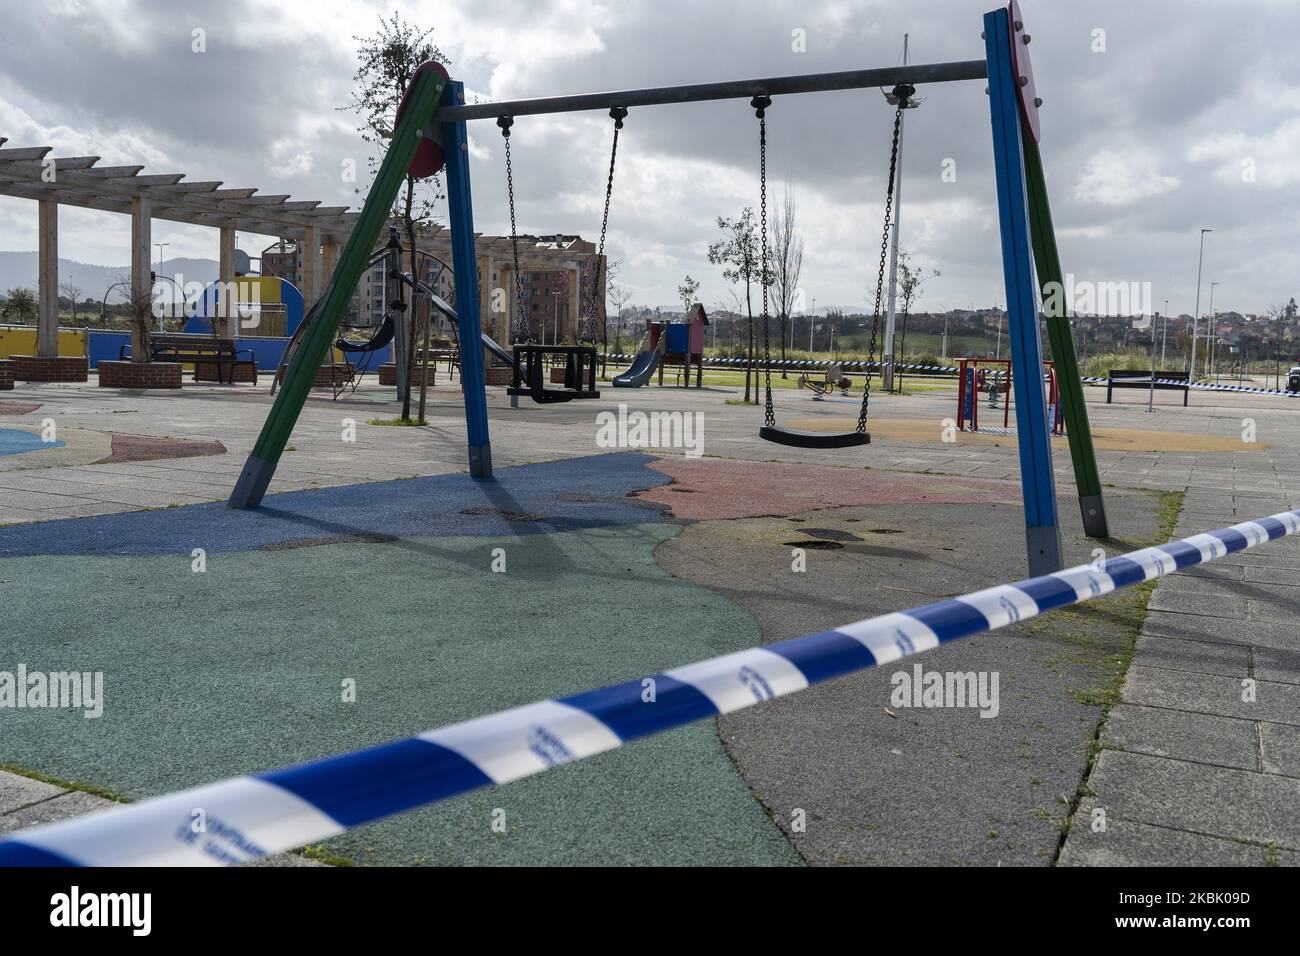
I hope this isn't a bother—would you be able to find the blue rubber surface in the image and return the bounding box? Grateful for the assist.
[0,427,64,457]
[0,452,670,557]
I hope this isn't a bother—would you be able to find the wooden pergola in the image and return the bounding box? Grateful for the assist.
[0,138,598,361]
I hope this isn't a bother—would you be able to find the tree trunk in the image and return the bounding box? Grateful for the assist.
[402,186,418,421]
[131,320,150,364]
[743,278,754,403]
[779,312,788,378]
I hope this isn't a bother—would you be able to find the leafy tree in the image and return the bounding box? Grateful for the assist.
[895,250,940,387]
[707,209,770,403]
[677,275,700,318]
[2,287,36,323]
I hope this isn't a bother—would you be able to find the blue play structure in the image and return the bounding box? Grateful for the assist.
[182,275,305,338]
[81,275,392,372]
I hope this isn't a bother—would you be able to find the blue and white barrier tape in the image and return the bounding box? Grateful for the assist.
[1081,374,1300,398]
[603,355,1300,397]
[2,509,1298,866]
[604,354,960,375]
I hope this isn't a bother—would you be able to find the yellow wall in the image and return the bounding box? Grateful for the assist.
[0,326,87,359]
[231,276,281,304]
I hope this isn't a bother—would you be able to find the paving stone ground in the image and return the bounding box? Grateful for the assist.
[1,373,1298,865]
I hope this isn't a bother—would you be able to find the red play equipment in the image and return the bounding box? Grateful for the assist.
[956,357,1063,434]
[650,304,708,387]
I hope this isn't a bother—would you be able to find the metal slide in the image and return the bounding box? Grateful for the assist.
[612,334,666,387]
[409,276,516,370]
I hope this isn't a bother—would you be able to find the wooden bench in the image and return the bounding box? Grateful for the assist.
[415,346,460,378]
[1106,368,1188,406]
[120,334,257,385]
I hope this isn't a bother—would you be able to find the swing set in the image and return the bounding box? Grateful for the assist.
[230,2,1109,576]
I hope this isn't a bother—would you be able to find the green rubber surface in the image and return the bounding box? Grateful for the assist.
[0,524,800,865]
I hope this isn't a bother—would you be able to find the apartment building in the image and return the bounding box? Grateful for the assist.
[260,231,605,344]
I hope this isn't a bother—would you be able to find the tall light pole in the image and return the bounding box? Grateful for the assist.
[1189,227,1211,380]
[1161,297,1169,366]
[153,242,170,334]
[1201,280,1211,377]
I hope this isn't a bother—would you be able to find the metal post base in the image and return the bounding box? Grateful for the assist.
[1025,523,1064,577]
[228,455,277,509]
[1079,494,1109,539]
[469,442,493,479]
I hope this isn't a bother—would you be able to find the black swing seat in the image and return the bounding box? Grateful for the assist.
[507,344,601,404]
[759,425,871,449]
[506,384,598,404]
[334,313,396,353]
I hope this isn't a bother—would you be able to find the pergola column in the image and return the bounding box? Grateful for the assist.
[218,225,236,338]
[301,225,320,303]
[130,196,152,358]
[37,198,58,357]
[321,240,339,286]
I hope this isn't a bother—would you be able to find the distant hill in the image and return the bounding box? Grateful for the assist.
[0,251,219,301]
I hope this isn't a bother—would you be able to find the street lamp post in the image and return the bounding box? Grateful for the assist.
[1148,311,1158,413]
[1201,280,1211,377]
[1189,228,1211,381]
[154,242,169,336]
[1161,297,1169,367]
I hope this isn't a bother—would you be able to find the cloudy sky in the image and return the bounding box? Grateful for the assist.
[1,0,1296,316]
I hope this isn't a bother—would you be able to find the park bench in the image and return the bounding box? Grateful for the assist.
[1106,368,1189,406]
[120,334,257,384]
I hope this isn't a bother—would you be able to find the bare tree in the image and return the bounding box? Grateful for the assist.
[607,281,633,355]
[58,281,83,325]
[723,288,745,353]
[348,12,449,419]
[769,181,804,377]
[599,257,623,361]
[1265,300,1296,388]
[116,273,155,364]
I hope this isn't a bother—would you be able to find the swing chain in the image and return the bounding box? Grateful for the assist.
[580,106,627,343]
[857,84,911,434]
[753,94,774,428]
[498,115,533,344]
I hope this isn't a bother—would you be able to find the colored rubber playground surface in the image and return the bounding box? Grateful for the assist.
[787,416,1272,453]
[2,377,1298,865]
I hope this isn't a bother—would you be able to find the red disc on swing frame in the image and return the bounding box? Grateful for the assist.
[395,60,451,179]
[1007,0,1041,143]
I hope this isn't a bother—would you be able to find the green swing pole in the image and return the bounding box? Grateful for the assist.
[1022,127,1109,539]
[228,68,448,509]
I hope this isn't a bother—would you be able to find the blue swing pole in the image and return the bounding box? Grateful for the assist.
[984,5,1063,575]
[441,80,493,478]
